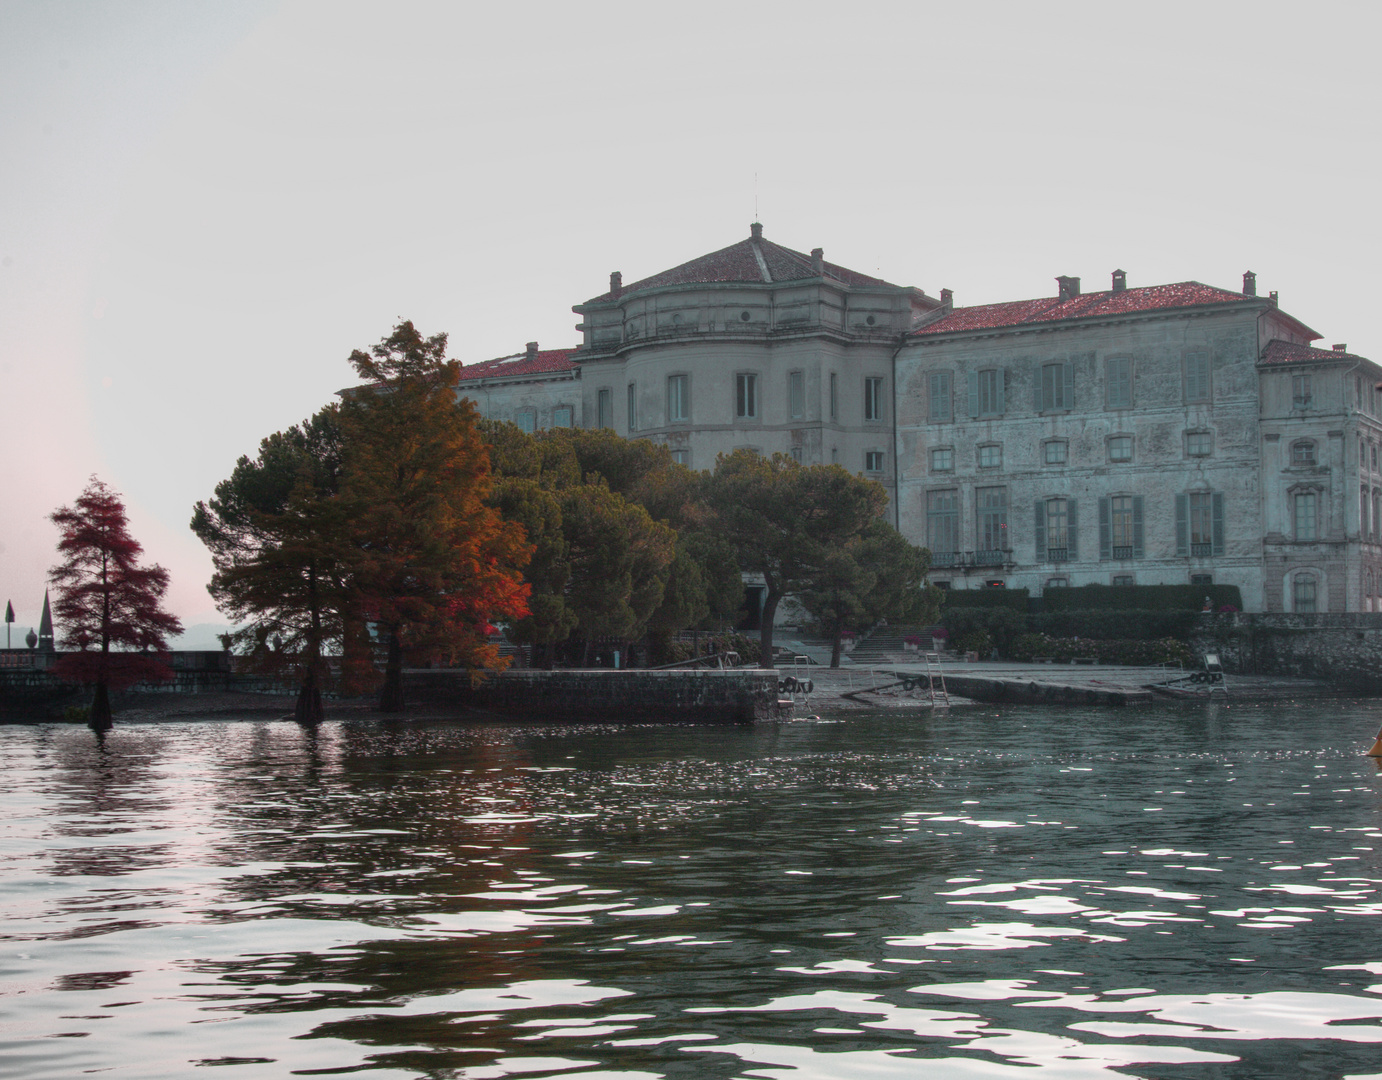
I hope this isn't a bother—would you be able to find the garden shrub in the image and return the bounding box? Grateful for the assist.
[942,607,1025,657]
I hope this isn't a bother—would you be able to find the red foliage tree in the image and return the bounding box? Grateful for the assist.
[49,477,184,728]
[340,322,532,711]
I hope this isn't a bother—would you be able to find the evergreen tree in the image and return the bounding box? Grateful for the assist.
[797,519,941,666]
[49,477,183,729]
[706,451,886,666]
[341,322,532,710]
[190,408,344,723]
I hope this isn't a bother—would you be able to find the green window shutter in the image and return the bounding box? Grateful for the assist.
[997,369,1006,415]
[1098,497,1111,559]
[968,371,980,418]
[1063,363,1074,409]
[1132,496,1145,558]
[1067,498,1078,560]
[1035,369,1044,413]
[1175,494,1189,556]
[1034,500,1046,560]
[1212,492,1225,555]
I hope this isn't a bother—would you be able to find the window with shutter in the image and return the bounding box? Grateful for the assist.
[1184,351,1211,403]
[929,371,952,423]
[927,490,960,564]
[1038,363,1074,411]
[973,369,1003,417]
[1106,356,1132,408]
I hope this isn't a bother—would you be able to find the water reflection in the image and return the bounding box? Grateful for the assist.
[0,701,1380,1078]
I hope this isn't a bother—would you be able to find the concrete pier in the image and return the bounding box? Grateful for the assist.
[821,660,1330,708]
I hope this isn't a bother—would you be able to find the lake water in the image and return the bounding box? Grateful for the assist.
[2,701,1382,1079]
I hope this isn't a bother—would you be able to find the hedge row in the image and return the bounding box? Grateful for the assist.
[1028,610,1200,642]
[938,588,1030,612]
[1011,633,1193,667]
[1035,584,1242,612]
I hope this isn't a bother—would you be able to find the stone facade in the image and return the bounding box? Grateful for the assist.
[457,230,1374,614]
[896,275,1380,612]
[457,342,581,433]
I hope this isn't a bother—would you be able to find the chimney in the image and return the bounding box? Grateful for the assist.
[1242,271,1256,296]
[750,222,763,240]
[940,288,953,313]
[1111,269,1127,293]
[525,341,539,361]
[1334,343,1348,353]
[609,271,622,301]
[1269,290,1278,307]
[811,247,824,274]
[1056,275,1081,301]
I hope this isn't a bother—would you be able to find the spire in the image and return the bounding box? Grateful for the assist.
[38,589,54,653]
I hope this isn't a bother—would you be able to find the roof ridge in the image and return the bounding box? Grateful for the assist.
[749,238,773,283]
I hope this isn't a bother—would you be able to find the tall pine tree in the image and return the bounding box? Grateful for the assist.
[190,407,345,724]
[341,322,532,711]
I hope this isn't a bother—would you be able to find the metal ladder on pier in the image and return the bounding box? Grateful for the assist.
[779,654,816,713]
[922,651,950,708]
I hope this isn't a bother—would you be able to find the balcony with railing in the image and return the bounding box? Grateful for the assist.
[1111,545,1133,560]
[1046,546,1069,562]
[1191,542,1213,557]
[929,550,1014,571]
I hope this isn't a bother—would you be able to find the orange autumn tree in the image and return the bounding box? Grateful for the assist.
[341,322,532,711]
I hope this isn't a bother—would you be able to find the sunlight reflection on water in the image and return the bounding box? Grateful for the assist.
[1,701,1381,1078]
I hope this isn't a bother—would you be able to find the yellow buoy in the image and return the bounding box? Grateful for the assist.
[1367,732,1382,757]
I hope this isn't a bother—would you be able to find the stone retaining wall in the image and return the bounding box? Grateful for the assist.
[1190,612,1382,691]
[405,668,783,722]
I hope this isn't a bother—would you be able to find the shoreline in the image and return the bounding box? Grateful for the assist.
[1,661,1345,725]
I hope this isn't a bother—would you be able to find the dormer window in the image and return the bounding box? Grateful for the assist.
[1292,440,1317,467]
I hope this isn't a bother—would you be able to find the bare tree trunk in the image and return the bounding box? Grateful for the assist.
[297,561,325,724]
[758,591,780,668]
[295,667,324,725]
[89,680,113,731]
[830,620,843,669]
[379,629,404,712]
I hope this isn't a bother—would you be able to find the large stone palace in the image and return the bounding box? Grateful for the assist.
[456,225,1382,614]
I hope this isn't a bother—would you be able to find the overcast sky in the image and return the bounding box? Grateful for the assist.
[3,0,1379,643]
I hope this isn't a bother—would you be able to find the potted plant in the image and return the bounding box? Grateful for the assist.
[903,633,922,652]
[840,629,858,653]
[930,627,950,652]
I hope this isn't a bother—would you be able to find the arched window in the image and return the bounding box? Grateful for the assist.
[1293,573,1318,613]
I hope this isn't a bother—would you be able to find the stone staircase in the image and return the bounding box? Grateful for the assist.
[848,625,934,665]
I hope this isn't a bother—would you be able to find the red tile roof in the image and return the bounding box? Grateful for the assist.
[459,348,578,382]
[912,281,1260,337]
[584,229,895,303]
[1260,340,1367,366]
